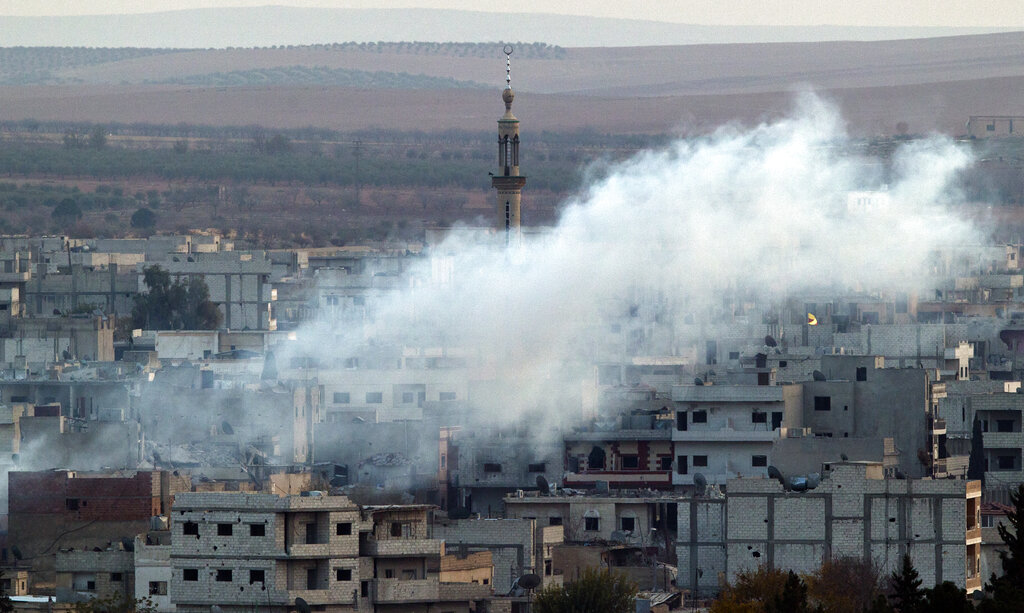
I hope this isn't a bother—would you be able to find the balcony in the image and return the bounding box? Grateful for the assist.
[359,537,441,558]
[672,472,732,486]
[374,579,490,604]
[563,470,672,489]
[982,431,1024,449]
[673,427,778,442]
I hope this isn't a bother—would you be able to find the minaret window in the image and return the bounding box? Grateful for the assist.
[512,135,520,167]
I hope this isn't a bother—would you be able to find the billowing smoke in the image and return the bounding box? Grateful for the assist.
[285,94,981,419]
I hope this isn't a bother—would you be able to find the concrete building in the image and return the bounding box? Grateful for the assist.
[563,411,675,491]
[55,547,134,603]
[431,518,562,593]
[169,493,490,613]
[8,470,186,593]
[503,493,677,554]
[967,116,1024,138]
[672,384,803,486]
[134,531,174,612]
[147,251,276,331]
[676,462,982,597]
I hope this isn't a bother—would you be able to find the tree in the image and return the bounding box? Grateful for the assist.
[74,593,154,613]
[0,571,13,613]
[132,265,221,330]
[805,556,883,613]
[766,571,813,613]
[923,581,972,613]
[89,125,107,150]
[968,417,985,483]
[52,197,82,222]
[533,567,636,613]
[888,554,925,613]
[711,566,790,613]
[130,207,156,230]
[981,484,1024,612]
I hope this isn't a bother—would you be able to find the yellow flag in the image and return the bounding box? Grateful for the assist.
[807,313,818,326]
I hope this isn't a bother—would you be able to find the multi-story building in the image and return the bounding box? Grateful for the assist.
[8,469,186,593]
[170,493,489,613]
[676,461,983,597]
[671,384,803,486]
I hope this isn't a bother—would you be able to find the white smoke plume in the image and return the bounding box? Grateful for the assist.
[286,94,981,418]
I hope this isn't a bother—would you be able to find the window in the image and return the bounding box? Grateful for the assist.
[441,454,446,469]
[998,455,1016,470]
[249,570,265,584]
[528,463,546,473]
[548,517,563,526]
[336,522,352,536]
[621,455,639,469]
[183,569,198,582]
[814,396,831,411]
[401,570,417,580]
[729,351,740,360]
[620,517,635,532]
[110,573,123,582]
[752,412,767,424]
[336,568,352,581]
[333,392,350,404]
[87,581,96,591]
[692,410,707,423]
[361,581,369,597]
[584,517,599,531]
[250,524,265,537]
[365,392,383,404]
[752,455,768,467]
[216,570,232,582]
[483,463,502,473]
[149,581,167,595]
[676,411,687,431]
[390,522,405,537]
[66,498,80,511]
[217,523,233,536]
[856,367,867,381]
[997,420,1015,433]
[545,559,553,576]
[677,456,688,475]
[659,457,672,470]
[384,569,395,579]
[693,455,708,467]
[402,392,414,404]
[183,521,199,535]
[305,523,318,544]
[439,392,457,401]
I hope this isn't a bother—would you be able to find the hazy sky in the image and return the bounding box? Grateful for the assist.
[0,0,1022,27]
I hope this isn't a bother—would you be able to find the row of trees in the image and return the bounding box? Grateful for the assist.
[0,142,582,192]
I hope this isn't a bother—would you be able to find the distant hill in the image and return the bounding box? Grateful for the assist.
[0,6,1018,49]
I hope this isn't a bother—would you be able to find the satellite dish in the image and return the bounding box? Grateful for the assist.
[536,475,550,496]
[294,598,311,613]
[764,335,777,347]
[693,377,704,386]
[11,453,18,465]
[812,370,826,381]
[840,453,849,461]
[768,465,789,489]
[221,421,234,435]
[211,607,223,613]
[121,537,135,552]
[518,574,541,590]
[806,473,821,489]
